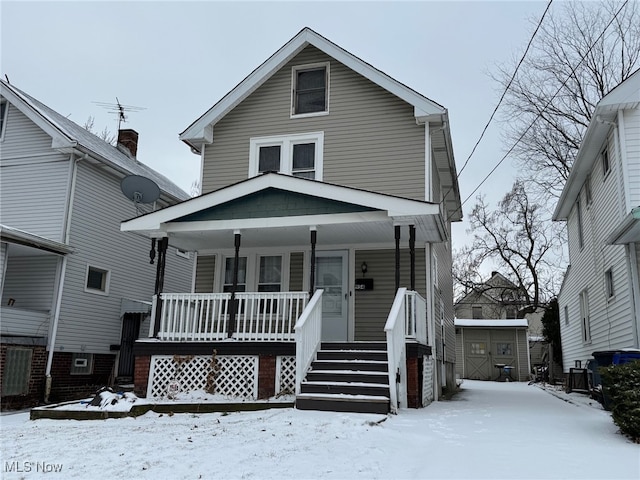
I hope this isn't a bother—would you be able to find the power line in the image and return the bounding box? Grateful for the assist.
[455,0,554,179]
[448,0,630,222]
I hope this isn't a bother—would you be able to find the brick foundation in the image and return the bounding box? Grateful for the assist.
[134,355,151,397]
[258,355,276,399]
[48,353,115,403]
[0,343,47,410]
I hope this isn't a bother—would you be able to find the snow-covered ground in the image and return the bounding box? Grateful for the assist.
[1,380,638,479]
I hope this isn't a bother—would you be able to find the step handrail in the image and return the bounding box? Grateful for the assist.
[294,289,324,395]
[384,287,408,414]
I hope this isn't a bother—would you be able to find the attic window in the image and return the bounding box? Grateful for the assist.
[0,100,7,141]
[601,145,610,177]
[292,63,329,117]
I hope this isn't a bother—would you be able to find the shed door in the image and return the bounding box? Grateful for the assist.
[465,330,492,380]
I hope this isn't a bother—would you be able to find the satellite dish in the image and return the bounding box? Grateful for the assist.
[121,175,160,215]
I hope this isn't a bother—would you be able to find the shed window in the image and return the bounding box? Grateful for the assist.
[496,343,512,356]
[292,63,328,116]
[470,342,486,355]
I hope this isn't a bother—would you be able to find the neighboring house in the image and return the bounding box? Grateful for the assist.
[121,27,462,413]
[553,69,640,371]
[454,272,537,381]
[0,80,193,408]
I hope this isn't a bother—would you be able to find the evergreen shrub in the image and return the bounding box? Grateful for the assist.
[600,361,640,443]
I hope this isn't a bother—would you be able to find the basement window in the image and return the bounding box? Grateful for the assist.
[70,353,93,375]
[2,347,32,395]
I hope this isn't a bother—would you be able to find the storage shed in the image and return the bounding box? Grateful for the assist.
[455,319,530,381]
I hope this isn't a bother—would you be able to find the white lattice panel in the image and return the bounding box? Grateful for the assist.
[148,355,258,400]
[276,356,296,395]
[422,356,434,406]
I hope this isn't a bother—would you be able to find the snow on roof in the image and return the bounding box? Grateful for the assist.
[1,80,189,202]
[455,319,528,328]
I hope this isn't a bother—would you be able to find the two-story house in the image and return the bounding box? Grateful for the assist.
[453,272,536,381]
[122,28,462,413]
[553,69,640,371]
[0,80,193,408]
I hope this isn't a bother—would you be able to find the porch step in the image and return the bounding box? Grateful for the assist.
[296,342,390,414]
[296,393,390,414]
[311,359,388,372]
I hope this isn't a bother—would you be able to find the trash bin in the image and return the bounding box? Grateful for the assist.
[590,349,640,410]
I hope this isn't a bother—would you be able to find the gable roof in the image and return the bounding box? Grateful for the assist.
[553,69,640,220]
[121,172,446,250]
[180,27,448,149]
[0,80,189,202]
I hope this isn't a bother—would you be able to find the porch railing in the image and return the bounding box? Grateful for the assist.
[153,292,309,342]
[404,290,427,344]
[385,287,408,413]
[294,289,323,395]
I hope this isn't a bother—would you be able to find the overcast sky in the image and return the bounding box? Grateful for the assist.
[1,0,549,250]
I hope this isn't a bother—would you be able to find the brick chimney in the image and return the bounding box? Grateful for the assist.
[117,129,139,158]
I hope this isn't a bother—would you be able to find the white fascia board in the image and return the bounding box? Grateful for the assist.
[121,174,439,233]
[165,211,390,234]
[180,28,445,145]
[1,82,76,149]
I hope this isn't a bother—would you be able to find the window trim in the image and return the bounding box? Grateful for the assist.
[605,268,615,300]
[0,100,7,141]
[249,132,324,181]
[70,353,94,375]
[579,289,591,344]
[601,144,610,178]
[291,62,330,118]
[84,264,111,296]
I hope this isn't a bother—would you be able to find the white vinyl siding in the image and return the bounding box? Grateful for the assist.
[202,45,425,200]
[55,162,193,354]
[558,112,638,370]
[1,255,58,312]
[625,109,640,207]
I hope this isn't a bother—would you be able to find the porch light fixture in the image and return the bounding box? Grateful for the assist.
[361,262,368,276]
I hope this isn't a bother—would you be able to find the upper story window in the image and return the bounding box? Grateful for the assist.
[249,132,324,181]
[601,144,610,177]
[472,306,483,319]
[0,100,8,141]
[576,198,584,249]
[584,174,592,206]
[291,62,329,117]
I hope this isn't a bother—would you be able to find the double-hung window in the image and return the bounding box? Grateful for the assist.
[292,63,329,116]
[223,257,247,293]
[0,100,7,141]
[249,132,324,180]
[258,256,282,293]
[579,289,591,344]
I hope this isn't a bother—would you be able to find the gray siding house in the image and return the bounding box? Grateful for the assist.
[553,70,640,371]
[454,272,537,381]
[0,80,193,407]
[122,28,462,413]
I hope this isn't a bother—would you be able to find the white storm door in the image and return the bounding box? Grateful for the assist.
[316,251,349,341]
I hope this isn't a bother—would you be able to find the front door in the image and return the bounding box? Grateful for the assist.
[316,251,348,341]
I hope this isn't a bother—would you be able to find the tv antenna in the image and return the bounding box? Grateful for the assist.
[120,175,160,216]
[93,97,146,131]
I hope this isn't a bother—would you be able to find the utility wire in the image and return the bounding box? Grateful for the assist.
[448,0,630,222]
[455,0,554,179]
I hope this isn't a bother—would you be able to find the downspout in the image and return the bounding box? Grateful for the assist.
[628,243,640,348]
[45,154,81,402]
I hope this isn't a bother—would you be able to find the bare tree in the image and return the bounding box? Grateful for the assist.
[454,181,564,316]
[83,116,116,145]
[495,1,640,200]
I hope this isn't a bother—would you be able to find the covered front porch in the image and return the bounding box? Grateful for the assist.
[122,173,443,412]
